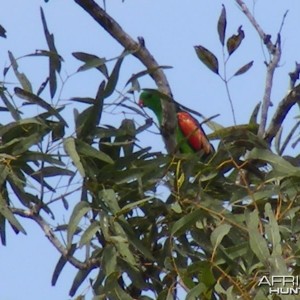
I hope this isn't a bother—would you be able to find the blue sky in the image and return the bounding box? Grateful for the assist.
[1,1,300,299]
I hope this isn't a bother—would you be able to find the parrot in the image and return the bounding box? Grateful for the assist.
[138,91,214,157]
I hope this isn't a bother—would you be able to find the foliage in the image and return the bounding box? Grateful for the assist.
[1,2,300,300]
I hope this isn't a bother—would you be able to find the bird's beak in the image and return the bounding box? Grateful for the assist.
[138,99,144,107]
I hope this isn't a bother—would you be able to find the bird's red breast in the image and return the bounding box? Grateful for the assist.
[177,111,212,154]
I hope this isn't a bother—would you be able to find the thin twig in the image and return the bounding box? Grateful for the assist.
[74,0,177,153]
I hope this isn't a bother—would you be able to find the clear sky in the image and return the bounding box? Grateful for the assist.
[1,1,300,299]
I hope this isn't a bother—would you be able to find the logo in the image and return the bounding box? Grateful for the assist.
[258,275,300,295]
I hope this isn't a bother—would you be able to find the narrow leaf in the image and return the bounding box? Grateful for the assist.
[67,201,91,247]
[104,272,133,300]
[248,148,300,177]
[102,245,117,276]
[37,77,49,96]
[100,189,120,215]
[264,203,282,256]
[125,66,172,87]
[79,221,100,247]
[0,90,21,121]
[227,26,245,55]
[72,52,108,77]
[274,126,283,154]
[76,139,114,165]
[233,61,254,76]
[211,223,231,248]
[194,45,219,74]
[249,102,261,125]
[36,166,74,177]
[14,87,68,127]
[116,197,153,216]
[69,268,94,297]
[245,210,270,264]
[63,137,85,177]
[0,24,7,38]
[0,194,26,235]
[75,81,105,141]
[8,51,32,92]
[217,5,227,46]
[103,51,126,98]
[40,8,61,98]
[25,49,64,62]
[171,208,202,236]
[52,244,77,286]
[0,214,6,245]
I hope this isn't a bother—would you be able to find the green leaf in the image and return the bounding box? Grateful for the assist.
[76,139,114,165]
[125,65,173,87]
[269,255,289,276]
[67,201,91,247]
[0,90,21,121]
[217,5,227,46]
[116,119,136,156]
[253,289,268,300]
[249,102,261,125]
[22,163,55,192]
[194,45,219,74]
[14,88,67,127]
[0,194,26,235]
[227,26,245,55]
[72,52,108,77]
[40,8,61,98]
[99,189,120,215]
[117,218,155,261]
[185,261,215,295]
[79,221,100,247]
[0,24,7,38]
[104,272,133,300]
[23,151,65,166]
[0,213,6,245]
[210,223,231,248]
[248,148,300,177]
[37,166,74,177]
[116,197,153,217]
[8,51,32,92]
[51,122,65,142]
[25,49,64,62]
[75,81,105,141]
[233,61,254,76]
[186,283,207,300]
[245,209,270,264]
[69,268,94,297]
[103,51,127,98]
[14,135,43,156]
[102,245,118,276]
[52,244,77,286]
[171,208,202,236]
[112,221,138,268]
[64,137,86,177]
[264,203,282,256]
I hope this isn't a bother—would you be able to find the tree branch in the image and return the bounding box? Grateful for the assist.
[235,0,281,138]
[11,207,98,270]
[235,0,275,53]
[264,83,300,144]
[259,40,281,137]
[74,0,177,153]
